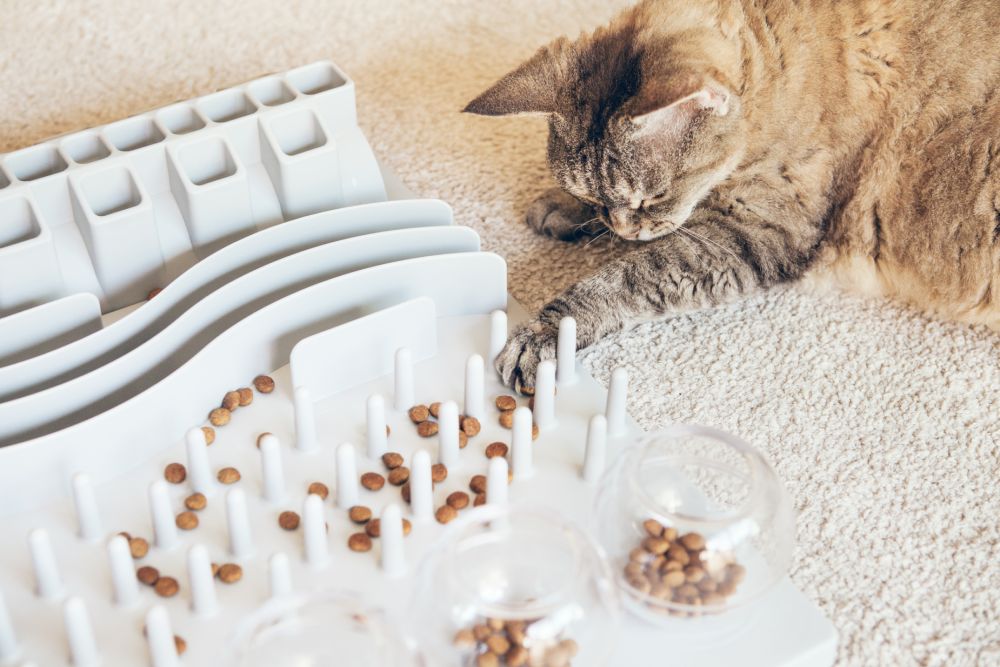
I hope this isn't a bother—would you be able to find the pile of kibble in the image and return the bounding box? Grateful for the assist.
[623,519,746,616]
[453,618,578,667]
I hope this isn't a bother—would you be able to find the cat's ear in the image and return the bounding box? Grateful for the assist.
[463,38,571,116]
[626,72,732,138]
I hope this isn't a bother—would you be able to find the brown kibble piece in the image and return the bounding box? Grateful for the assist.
[507,645,529,666]
[237,387,254,406]
[446,491,470,509]
[663,570,686,587]
[495,395,517,411]
[218,563,242,583]
[175,511,198,530]
[349,506,372,524]
[486,634,510,655]
[642,519,664,537]
[201,426,215,446]
[147,288,162,300]
[472,624,492,641]
[136,566,159,585]
[643,537,669,555]
[667,545,691,566]
[360,472,385,491]
[211,563,220,577]
[474,493,486,506]
[217,467,241,484]
[499,412,514,429]
[185,493,207,511]
[681,532,706,552]
[685,566,706,583]
[402,518,412,536]
[453,628,476,648]
[435,505,458,524]
[253,375,275,393]
[348,533,372,552]
[532,423,539,440]
[209,408,231,427]
[417,421,438,437]
[459,431,469,449]
[222,391,241,411]
[461,416,481,437]
[278,511,300,530]
[129,537,149,559]
[477,653,499,667]
[431,463,447,483]
[307,482,329,500]
[485,442,508,459]
[400,483,411,504]
[365,519,381,538]
[382,452,404,469]
[519,384,535,397]
[429,402,441,418]
[408,405,430,423]
[387,467,410,486]
[163,463,186,484]
[174,635,187,655]
[154,576,179,597]
[469,474,487,494]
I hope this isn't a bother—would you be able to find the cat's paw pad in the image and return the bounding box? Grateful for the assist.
[494,320,558,393]
[525,188,598,241]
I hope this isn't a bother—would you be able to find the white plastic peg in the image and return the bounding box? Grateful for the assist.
[486,457,509,507]
[226,488,253,559]
[511,406,534,478]
[605,367,629,436]
[379,504,406,577]
[464,355,485,420]
[336,443,359,508]
[488,310,508,365]
[303,494,328,569]
[71,473,102,541]
[394,347,414,411]
[186,545,218,617]
[582,414,608,483]
[293,386,318,452]
[366,394,388,459]
[533,360,556,430]
[438,400,460,468]
[0,591,18,662]
[148,481,177,550]
[106,535,139,607]
[269,552,292,599]
[410,450,434,522]
[185,427,214,495]
[63,597,99,667]
[145,605,178,667]
[557,316,577,385]
[259,434,285,503]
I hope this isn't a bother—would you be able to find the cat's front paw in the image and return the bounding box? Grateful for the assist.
[526,188,601,241]
[494,319,558,393]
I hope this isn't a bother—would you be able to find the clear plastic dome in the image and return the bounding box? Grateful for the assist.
[227,590,422,667]
[409,504,621,666]
[594,425,795,630]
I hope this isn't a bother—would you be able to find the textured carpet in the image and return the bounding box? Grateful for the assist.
[2,1,998,664]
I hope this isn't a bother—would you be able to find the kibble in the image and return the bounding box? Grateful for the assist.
[408,405,430,423]
[382,452,404,469]
[485,442,508,459]
[532,423,540,440]
[307,481,329,500]
[174,635,187,656]
[387,467,409,486]
[136,566,159,585]
[147,288,162,300]
[253,375,275,393]
[365,519,381,538]
[154,576,179,597]
[278,511,300,530]
[348,533,372,552]
[642,519,663,537]
[459,431,468,449]
[431,463,448,483]
[209,408,231,427]
[428,402,441,418]
[454,618,576,667]
[435,505,458,524]
[499,412,514,429]
[163,463,186,484]
[461,416,481,437]
[222,391,241,411]
[495,395,517,411]
[681,533,706,551]
[217,563,242,583]
[129,537,149,559]
[485,634,510,655]
[400,483,411,504]
[417,421,438,438]
[349,506,372,524]
[201,426,215,446]
[217,467,241,484]
[360,472,385,491]
[469,475,487,494]
[519,385,535,397]
[237,387,254,406]
[477,653,499,667]
[184,493,207,511]
[402,518,412,536]
[447,491,470,509]
[474,493,486,506]
[175,511,199,530]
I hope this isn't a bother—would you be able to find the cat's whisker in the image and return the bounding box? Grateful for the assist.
[678,227,741,262]
[584,228,610,248]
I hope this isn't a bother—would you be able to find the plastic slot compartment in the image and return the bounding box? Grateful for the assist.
[0,294,102,367]
[0,195,64,312]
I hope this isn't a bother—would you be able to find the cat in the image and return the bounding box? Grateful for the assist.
[464,0,1000,393]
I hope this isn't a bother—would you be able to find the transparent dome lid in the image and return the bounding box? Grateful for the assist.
[227,590,422,667]
[409,504,621,666]
[594,425,795,628]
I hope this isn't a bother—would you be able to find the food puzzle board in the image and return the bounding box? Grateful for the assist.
[0,62,837,667]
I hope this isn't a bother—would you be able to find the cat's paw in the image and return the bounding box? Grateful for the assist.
[525,188,601,241]
[494,319,558,393]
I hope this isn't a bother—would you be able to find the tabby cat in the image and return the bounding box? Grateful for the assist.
[464,0,1000,392]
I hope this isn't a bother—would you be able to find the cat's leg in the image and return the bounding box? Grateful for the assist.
[525,187,604,241]
[496,213,820,391]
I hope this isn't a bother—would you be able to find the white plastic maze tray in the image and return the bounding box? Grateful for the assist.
[0,62,836,667]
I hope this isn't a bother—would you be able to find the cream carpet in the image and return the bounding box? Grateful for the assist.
[2,1,998,664]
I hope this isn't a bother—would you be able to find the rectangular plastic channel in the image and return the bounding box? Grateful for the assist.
[60,133,111,165]
[156,104,207,136]
[0,196,41,248]
[177,136,238,186]
[80,167,143,217]
[4,145,68,181]
[104,116,166,152]
[198,89,257,123]
[286,62,347,95]
[271,108,328,157]
[248,76,297,107]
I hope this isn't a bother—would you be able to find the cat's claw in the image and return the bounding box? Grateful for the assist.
[526,187,602,241]
[494,320,558,393]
